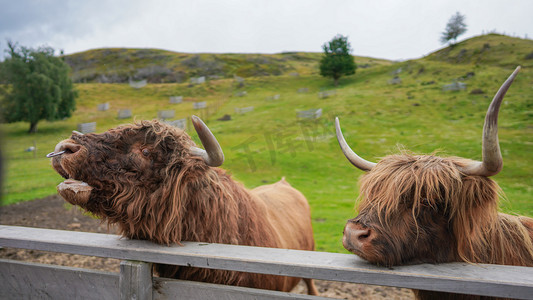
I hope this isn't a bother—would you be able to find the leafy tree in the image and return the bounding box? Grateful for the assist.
[441,12,467,45]
[0,42,77,133]
[319,34,356,86]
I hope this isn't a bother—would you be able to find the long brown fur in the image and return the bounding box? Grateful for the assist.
[348,152,533,300]
[51,120,317,294]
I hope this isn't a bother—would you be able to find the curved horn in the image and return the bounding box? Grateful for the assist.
[335,117,377,171]
[190,115,224,167]
[459,66,521,177]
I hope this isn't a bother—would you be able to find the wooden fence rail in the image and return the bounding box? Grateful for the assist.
[0,225,532,299]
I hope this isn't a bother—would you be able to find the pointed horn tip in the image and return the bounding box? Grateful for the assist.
[191,115,205,131]
[510,66,521,78]
[191,115,200,124]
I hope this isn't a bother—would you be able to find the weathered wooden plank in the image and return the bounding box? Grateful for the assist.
[193,101,207,109]
[164,118,187,130]
[234,106,254,114]
[117,109,132,119]
[1,225,532,299]
[0,259,119,300]
[121,260,153,300]
[157,110,175,120]
[0,258,325,300]
[153,278,330,300]
[98,102,110,111]
[297,108,322,119]
[77,122,96,134]
[169,96,183,104]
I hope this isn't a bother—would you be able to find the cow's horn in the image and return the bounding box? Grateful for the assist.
[335,117,376,171]
[459,66,521,177]
[190,115,224,167]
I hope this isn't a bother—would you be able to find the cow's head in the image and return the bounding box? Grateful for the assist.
[336,67,520,266]
[48,116,223,243]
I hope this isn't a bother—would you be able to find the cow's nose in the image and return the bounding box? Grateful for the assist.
[54,140,81,155]
[343,221,373,252]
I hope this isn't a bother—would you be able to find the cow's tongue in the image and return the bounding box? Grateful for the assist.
[57,179,93,205]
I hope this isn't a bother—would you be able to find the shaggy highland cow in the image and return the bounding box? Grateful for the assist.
[48,116,318,294]
[335,67,533,300]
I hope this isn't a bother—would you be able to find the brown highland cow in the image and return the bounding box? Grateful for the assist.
[48,116,317,294]
[335,67,533,300]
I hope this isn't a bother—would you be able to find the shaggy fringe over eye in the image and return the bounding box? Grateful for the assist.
[357,152,533,266]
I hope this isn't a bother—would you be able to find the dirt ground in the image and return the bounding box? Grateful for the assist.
[0,195,414,299]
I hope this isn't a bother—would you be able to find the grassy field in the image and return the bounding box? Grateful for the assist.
[1,34,532,253]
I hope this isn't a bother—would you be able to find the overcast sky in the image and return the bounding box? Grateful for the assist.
[1,0,532,61]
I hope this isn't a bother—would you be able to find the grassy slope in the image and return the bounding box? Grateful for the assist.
[1,34,532,253]
[427,34,533,68]
[65,48,390,82]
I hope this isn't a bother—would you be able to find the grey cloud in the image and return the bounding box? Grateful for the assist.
[1,1,135,41]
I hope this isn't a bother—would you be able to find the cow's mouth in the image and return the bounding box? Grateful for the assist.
[50,140,94,205]
[57,178,93,205]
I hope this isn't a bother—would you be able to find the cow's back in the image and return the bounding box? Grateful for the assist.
[251,178,315,251]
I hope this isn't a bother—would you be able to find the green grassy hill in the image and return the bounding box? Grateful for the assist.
[64,48,390,83]
[425,33,533,68]
[1,34,532,253]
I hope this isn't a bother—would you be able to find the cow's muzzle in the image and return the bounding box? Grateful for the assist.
[343,220,374,254]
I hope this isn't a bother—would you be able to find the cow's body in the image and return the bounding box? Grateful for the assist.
[49,117,317,294]
[335,67,533,300]
[155,176,316,292]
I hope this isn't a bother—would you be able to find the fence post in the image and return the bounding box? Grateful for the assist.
[120,260,153,300]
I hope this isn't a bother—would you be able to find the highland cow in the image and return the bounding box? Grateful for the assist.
[48,116,318,295]
[335,67,533,300]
